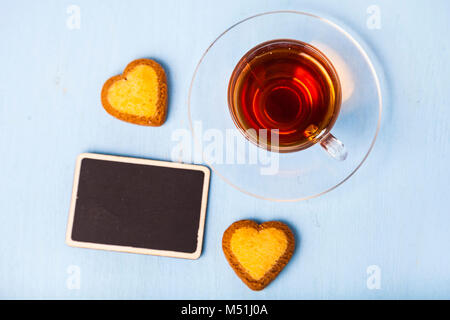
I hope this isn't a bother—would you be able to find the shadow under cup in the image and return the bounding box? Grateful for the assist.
[227,39,342,153]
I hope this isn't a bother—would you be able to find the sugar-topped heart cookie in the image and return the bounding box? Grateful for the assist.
[222,220,295,291]
[101,59,168,126]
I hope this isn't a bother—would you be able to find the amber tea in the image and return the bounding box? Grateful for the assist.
[228,39,342,152]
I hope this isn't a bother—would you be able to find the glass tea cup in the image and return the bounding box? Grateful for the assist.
[227,39,347,160]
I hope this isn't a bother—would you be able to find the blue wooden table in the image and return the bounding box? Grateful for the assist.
[1,0,449,299]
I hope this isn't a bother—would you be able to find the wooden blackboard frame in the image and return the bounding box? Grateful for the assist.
[65,153,210,259]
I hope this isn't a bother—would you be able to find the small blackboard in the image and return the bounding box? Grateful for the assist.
[66,153,210,259]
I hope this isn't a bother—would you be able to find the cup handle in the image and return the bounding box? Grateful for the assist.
[320,133,348,161]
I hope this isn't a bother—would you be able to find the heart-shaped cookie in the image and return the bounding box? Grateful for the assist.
[101,58,168,126]
[222,220,295,290]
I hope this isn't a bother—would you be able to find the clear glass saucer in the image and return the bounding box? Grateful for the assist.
[188,10,383,202]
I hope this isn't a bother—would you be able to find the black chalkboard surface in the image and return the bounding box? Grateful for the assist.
[66,153,210,259]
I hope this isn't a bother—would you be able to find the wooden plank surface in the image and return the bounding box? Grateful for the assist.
[0,0,449,299]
